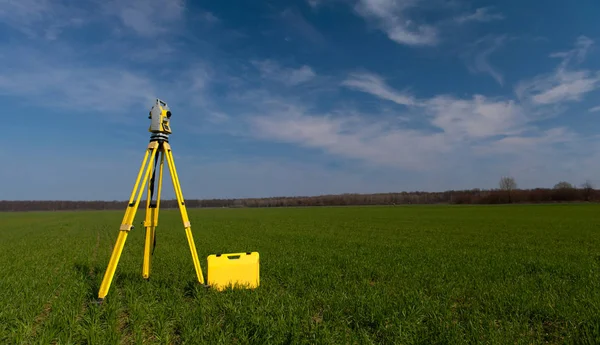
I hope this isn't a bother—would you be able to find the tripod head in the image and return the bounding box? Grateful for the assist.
[149,98,172,135]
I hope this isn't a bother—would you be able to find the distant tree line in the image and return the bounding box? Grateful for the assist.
[1,177,597,212]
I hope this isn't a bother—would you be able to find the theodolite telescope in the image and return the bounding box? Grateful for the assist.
[148,98,172,141]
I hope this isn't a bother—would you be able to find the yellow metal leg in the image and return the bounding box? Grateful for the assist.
[142,156,154,279]
[142,150,164,279]
[142,231,152,279]
[153,150,165,250]
[164,143,205,285]
[97,142,159,301]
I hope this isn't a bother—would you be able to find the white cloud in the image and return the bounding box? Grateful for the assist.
[0,0,226,126]
[206,111,230,123]
[252,60,316,86]
[199,10,219,24]
[243,86,584,178]
[531,71,600,104]
[549,35,594,65]
[472,127,576,155]
[424,94,525,140]
[307,0,321,8]
[516,36,600,105]
[241,46,596,176]
[343,71,526,140]
[353,0,438,46]
[342,72,417,106]
[0,45,216,117]
[102,0,185,37]
[0,0,189,40]
[0,0,86,39]
[278,8,327,45]
[288,66,317,85]
[463,35,506,86]
[454,7,504,24]
[248,105,451,171]
[589,105,600,113]
[237,70,549,173]
[516,68,600,105]
[0,65,156,112]
[349,1,504,47]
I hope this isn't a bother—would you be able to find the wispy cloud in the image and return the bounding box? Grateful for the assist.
[342,71,526,140]
[0,0,179,67]
[199,10,219,24]
[0,64,156,112]
[101,0,186,37]
[242,87,577,177]
[349,1,504,47]
[352,0,438,46]
[0,0,191,40]
[342,72,417,106]
[589,105,600,113]
[462,35,507,86]
[252,60,317,86]
[454,7,504,24]
[549,35,594,64]
[528,71,600,105]
[238,36,597,175]
[515,36,600,105]
[236,68,553,173]
[472,127,576,155]
[0,43,216,118]
[277,7,327,45]
[307,0,321,9]
[423,94,525,140]
[240,75,592,186]
[248,104,451,171]
[0,0,86,39]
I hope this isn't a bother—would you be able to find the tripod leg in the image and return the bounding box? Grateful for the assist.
[142,149,164,279]
[163,143,205,285]
[153,150,165,251]
[142,159,154,280]
[97,142,160,301]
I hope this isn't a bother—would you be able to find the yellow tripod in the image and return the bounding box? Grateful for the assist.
[97,99,259,301]
[97,99,204,302]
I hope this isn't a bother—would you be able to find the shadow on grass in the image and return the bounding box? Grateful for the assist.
[74,261,205,302]
[73,262,150,301]
[183,280,201,299]
[73,262,102,301]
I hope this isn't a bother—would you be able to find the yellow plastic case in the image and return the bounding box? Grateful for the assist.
[207,252,260,291]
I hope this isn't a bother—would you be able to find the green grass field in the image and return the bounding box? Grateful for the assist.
[1,204,599,344]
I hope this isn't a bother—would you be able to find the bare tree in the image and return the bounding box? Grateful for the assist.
[581,180,594,201]
[499,176,517,203]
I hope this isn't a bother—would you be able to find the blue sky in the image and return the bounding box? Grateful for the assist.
[2,0,600,200]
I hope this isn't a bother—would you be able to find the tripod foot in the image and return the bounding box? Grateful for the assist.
[94,298,104,305]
